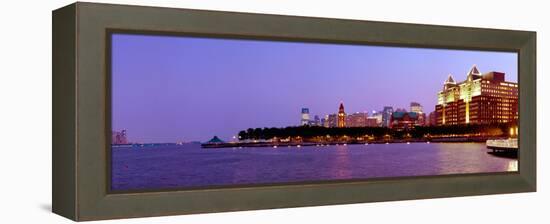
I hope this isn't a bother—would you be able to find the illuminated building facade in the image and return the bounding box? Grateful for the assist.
[337,103,346,127]
[410,102,423,114]
[390,112,421,130]
[313,115,321,126]
[366,117,379,127]
[382,106,393,127]
[301,108,310,126]
[346,112,369,127]
[325,114,338,128]
[369,111,383,126]
[435,65,518,125]
[410,102,426,126]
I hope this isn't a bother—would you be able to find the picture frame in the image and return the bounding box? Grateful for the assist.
[52,2,536,221]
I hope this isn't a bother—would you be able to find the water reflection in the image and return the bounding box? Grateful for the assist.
[111,142,518,190]
[329,145,352,179]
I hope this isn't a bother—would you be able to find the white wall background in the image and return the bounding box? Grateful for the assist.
[0,0,547,223]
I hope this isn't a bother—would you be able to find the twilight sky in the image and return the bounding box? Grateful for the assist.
[111,33,517,143]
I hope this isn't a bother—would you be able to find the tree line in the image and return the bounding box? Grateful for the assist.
[237,123,516,140]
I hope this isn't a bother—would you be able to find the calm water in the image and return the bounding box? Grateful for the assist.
[111,142,517,191]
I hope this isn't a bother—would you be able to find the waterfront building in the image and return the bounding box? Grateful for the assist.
[435,65,518,125]
[390,112,421,130]
[382,106,393,127]
[112,130,128,144]
[301,108,310,126]
[337,102,346,127]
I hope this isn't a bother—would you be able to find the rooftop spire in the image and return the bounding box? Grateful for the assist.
[468,65,481,76]
[444,74,456,84]
[339,102,345,113]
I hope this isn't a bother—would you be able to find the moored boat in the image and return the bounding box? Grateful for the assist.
[486,138,518,158]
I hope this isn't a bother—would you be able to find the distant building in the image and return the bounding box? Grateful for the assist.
[112,130,128,144]
[320,118,326,127]
[326,114,338,128]
[382,106,393,127]
[395,108,407,112]
[417,113,426,126]
[369,111,383,127]
[410,102,423,114]
[312,115,321,126]
[390,112,422,130]
[366,117,379,127]
[301,108,310,126]
[337,103,346,127]
[435,65,518,125]
[346,112,369,127]
[428,111,437,126]
[409,102,425,126]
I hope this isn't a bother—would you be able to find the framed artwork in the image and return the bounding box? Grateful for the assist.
[53,2,536,221]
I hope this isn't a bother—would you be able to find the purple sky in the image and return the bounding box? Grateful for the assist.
[111,33,517,143]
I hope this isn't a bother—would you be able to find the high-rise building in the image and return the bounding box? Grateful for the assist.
[435,65,518,125]
[313,115,321,126]
[326,114,338,128]
[301,108,310,126]
[410,102,425,126]
[382,106,393,127]
[369,110,383,127]
[337,103,346,127]
[410,102,423,114]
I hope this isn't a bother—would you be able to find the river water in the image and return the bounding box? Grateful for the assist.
[111,142,517,191]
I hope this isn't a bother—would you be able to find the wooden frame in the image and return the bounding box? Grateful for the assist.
[52,2,536,221]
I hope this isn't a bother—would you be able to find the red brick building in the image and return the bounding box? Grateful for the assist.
[435,65,518,125]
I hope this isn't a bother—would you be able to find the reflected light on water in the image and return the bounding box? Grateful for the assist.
[507,160,518,171]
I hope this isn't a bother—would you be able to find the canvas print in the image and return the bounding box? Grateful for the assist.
[110,33,519,191]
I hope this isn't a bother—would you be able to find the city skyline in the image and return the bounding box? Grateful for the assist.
[111,33,517,143]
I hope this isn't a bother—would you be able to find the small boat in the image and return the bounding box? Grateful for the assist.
[486,138,518,151]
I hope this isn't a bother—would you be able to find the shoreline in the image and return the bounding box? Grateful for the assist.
[201,137,494,148]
